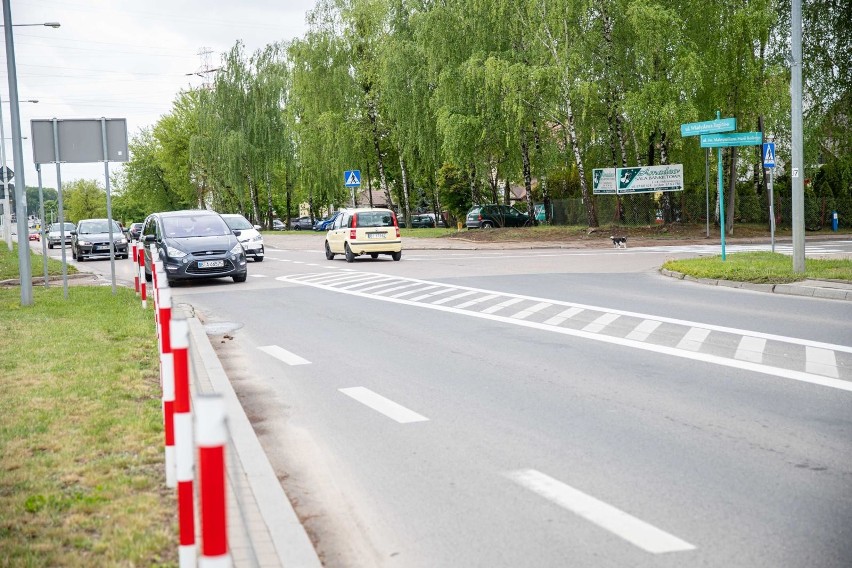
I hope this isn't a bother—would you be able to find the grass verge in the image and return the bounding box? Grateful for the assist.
[0,285,175,566]
[662,252,852,283]
[0,243,78,281]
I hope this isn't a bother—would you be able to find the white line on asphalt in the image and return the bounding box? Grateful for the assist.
[339,387,429,423]
[339,276,394,290]
[543,307,584,326]
[507,469,696,554]
[391,285,438,298]
[583,313,621,333]
[409,288,456,302]
[250,274,268,278]
[510,302,553,320]
[481,297,524,314]
[432,290,478,305]
[677,328,711,352]
[735,336,766,364]
[806,346,839,378]
[277,273,852,392]
[626,319,662,342]
[258,345,312,366]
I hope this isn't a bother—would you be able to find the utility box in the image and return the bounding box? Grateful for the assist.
[832,211,838,232]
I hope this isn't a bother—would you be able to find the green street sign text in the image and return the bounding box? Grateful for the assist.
[680,118,736,137]
[700,132,763,148]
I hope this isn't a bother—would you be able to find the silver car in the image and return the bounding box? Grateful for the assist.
[46,222,76,249]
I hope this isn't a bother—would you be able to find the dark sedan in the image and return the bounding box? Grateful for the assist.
[71,219,129,260]
[290,216,313,230]
[465,204,533,229]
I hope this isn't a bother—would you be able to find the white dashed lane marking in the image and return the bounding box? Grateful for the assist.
[339,387,429,423]
[508,469,696,554]
[258,345,311,366]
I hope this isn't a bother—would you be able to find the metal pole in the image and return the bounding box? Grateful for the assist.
[0,100,9,250]
[705,148,709,238]
[101,118,117,293]
[790,0,805,272]
[717,111,726,261]
[52,119,68,298]
[769,167,775,253]
[3,0,33,305]
[37,163,48,285]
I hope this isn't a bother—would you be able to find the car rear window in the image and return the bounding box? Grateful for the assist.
[222,215,253,230]
[355,211,395,227]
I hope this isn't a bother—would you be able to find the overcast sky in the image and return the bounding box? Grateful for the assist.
[1,0,315,200]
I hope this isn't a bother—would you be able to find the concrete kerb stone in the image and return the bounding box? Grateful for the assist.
[182,310,322,568]
[660,268,851,301]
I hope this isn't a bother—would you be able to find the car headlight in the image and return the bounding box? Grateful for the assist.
[230,243,243,255]
[166,246,187,259]
[117,237,127,245]
[251,235,263,242]
[78,240,91,246]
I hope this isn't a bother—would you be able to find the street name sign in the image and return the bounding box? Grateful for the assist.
[617,164,684,194]
[344,170,361,187]
[680,117,736,137]
[700,131,763,148]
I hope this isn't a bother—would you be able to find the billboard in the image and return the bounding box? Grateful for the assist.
[617,164,684,194]
[592,168,617,194]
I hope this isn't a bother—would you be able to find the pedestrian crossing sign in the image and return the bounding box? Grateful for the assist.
[762,143,775,168]
[344,170,361,187]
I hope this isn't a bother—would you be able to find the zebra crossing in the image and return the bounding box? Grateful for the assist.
[276,268,852,391]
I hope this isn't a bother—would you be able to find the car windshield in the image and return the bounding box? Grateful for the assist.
[78,220,121,234]
[356,211,394,227]
[222,215,253,230]
[162,215,230,237]
[50,223,75,231]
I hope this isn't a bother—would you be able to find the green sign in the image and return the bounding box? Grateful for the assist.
[592,168,617,194]
[680,118,736,137]
[700,132,763,148]
[617,164,684,194]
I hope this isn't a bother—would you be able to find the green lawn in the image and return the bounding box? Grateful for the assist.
[0,243,77,281]
[663,252,852,284]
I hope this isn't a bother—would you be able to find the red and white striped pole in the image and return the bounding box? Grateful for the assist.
[196,395,230,567]
[171,318,196,567]
[131,240,139,295]
[158,286,176,488]
[138,244,147,309]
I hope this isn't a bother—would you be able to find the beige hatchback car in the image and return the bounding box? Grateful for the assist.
[324,208,402,262]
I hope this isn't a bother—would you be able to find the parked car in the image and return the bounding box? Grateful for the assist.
[46,222,76,248]
[141,210,247,284]
[28,229,40,241]
[314,211,343,231]
[71,219,129,260]
[411,214,436,228]
[324,208,402,262]
[290,216,313,230]
[221,213,264,262]
[272,219,286,231]
[128,222,144,241]
[465,204,533,229]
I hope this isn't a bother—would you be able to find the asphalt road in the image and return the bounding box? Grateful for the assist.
[34,235,852,567]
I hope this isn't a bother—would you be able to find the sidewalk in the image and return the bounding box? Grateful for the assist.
[183,306,323,568]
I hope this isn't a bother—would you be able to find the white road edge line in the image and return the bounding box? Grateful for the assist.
[339,387,429,423]
[508,469,696,554]
[258,345,312,366]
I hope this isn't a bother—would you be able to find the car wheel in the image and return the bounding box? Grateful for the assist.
[370,253,378,259]
[325,241,335,260]
[71,247,76,259]
[481,221,493,229]
[254,255,264,262]
[294,225,301,231]
[144,267,152,282]
[392,251,402,261]
[344,243,355,263]
[48,242,53,249]
[232,273,247,283]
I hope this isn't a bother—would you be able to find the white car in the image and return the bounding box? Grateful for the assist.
[46,222,76,249]
[221,214,264,262]
[324,208,402,262]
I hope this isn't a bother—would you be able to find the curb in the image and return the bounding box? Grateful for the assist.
[184,312,323,568]
[659,269,852,301]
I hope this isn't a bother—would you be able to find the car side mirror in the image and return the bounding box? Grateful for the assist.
[70,231,77,236]
[253,224,261,231]
[144,234,156,243]
[233,230,242,237]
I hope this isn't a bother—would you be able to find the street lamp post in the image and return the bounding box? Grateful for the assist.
[1,99,37,251]
[1,3,60,305]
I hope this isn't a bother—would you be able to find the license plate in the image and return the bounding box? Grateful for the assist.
[198,260,224,268]
[95,245,109,251]
[367,233,385,239]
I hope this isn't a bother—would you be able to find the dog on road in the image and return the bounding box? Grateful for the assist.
[610,236,627,249]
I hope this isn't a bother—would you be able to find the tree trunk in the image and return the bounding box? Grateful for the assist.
[565,96,598,227]
[265,168,274,229]
[532,120,550,223]
[285,170,292,231]
[488,162,499,204]
[368,103,393,208]
[469,164,477,206]
[399,151,411,227]
[366,159,374,209]
[659,130,674,223]
[503,178,510,205]
[726,146,737,235]
[521,128,534,220]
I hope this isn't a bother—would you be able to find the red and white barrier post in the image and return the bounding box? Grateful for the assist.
[196,395,230,567]
[131,240,139,295]
[171,318,196,567]
[137,244,147,309]
[158,286,176,488]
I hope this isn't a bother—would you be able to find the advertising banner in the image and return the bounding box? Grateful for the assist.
[592,168,617,194]
[617,164,684,194]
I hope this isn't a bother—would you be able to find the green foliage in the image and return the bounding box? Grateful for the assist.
[663,252,852,283]
[736,184,763,223]
[437,163,473,220]
[63,179,107,222]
